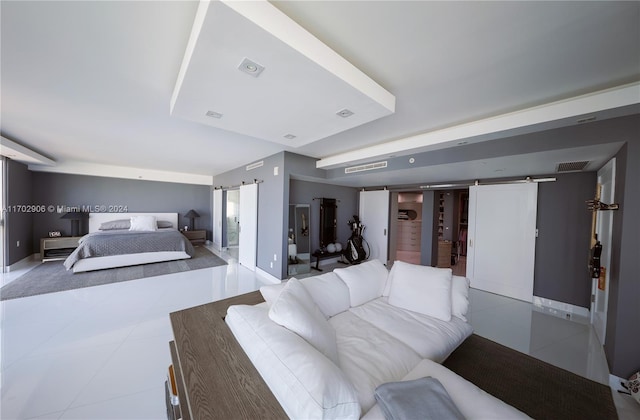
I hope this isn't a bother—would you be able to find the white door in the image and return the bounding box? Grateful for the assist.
[212,189,223,251]
[239,183,258,271]
[359,190,390,265]
[591,158,615,344]
[0,159,4,273]
[467,183,538,302]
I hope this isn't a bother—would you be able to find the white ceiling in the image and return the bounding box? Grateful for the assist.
[1,1,639,187]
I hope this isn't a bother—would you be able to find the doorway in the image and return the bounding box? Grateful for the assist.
[225,189,240,259]
[0,159,4,273]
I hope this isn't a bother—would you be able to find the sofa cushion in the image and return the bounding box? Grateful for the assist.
[301,272,351,317]
[452,275,471,321]
[268,278,339,364]
[226,304,361,420]
[362,359,530,419]
[260,273,351,318]
[330,310,422,413]
[349,298,472,361]
[334,260,389,307]
[388,261,453,321]
[259,282,285,305]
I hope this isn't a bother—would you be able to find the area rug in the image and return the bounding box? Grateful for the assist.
[443,334,617,420]
[1,246,226,301]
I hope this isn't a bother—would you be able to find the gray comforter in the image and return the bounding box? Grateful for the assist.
[64,229,195,270]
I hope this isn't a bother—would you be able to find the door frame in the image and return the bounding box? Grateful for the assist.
[591,158,615,344]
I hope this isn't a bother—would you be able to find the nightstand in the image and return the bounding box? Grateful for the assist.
[182,230,206,245]
[41,236,81,262]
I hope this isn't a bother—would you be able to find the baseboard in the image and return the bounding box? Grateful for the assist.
[255,267,281,284]
[532,295,590,321]
[6,253,39,273]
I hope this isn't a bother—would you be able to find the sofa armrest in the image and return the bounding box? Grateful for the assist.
[170,290,287,419]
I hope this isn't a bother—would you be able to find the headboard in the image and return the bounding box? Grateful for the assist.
[88,212,179,233]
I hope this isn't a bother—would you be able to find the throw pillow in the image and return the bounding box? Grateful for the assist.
[388,261,453,321]
[268,278,339,365]
[334,259,389,307]
[129,215,157,231]
[451,275,471,321]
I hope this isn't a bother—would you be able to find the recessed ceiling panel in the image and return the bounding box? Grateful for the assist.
[170,0,395,147]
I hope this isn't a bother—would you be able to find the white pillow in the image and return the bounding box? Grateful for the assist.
[300,272,350,318]
[226,305,360,419]
[452,275,470,321]
[259,274,351,318]
[334,260,389,307]
[259,282,285,305]
[268,278,339,364]
[388,261,453,321]
[129,215,157,231]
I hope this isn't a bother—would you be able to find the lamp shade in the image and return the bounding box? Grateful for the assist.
[185,209,200,219]
[61,211,88,220]
[61,211,87,236]
[185,209,200,231]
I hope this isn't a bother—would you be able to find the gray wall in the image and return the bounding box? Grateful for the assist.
[534,172,596,307]
[289,179,359,254]
[213,152,286,279]
[605,139,640,378]
[6,160,34,265]
[420,190,437,266]
[31,172,212,252]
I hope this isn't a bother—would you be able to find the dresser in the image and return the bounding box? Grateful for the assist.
[397,220,422,251]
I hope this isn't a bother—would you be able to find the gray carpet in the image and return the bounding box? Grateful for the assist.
[1,246,226,301]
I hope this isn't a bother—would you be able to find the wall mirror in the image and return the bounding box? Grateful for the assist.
[319,198,337,250]
[288,204,310,276]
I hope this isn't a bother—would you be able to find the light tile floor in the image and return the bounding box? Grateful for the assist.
[1,255,638,419]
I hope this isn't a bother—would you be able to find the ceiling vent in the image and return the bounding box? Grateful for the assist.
[556,161,589,172]
[246,160,264,171]
[345,161,388,174]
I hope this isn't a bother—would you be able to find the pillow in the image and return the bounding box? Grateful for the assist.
[268,278,339,364]
[226,305,360,419]
[129,215,157,231]
[259,282,285,305]
[300,272,350,318]
[334,259,389,307]
[157,220,173,229]
[452,275,470,321]
[388,261,453,321]
[260,274,351,318]
[99,219,130,231]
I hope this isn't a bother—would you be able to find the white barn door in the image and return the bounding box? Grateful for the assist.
[467,183,538,302]
[239,183,258,271]
[359,190,390,265]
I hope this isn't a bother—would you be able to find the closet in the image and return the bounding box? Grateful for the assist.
[395,193,422,264]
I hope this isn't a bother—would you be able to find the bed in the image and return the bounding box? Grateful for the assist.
[64,212,195,273]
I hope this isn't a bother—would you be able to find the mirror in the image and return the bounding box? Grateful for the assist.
[319,198,337,250]
[288,204,310,276]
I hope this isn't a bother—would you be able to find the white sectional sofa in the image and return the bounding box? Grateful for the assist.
[226,260,530,419]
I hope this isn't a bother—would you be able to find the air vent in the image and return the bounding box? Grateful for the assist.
[345,161,388,174]
[246,160,264,171]
[556,161,589,172]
